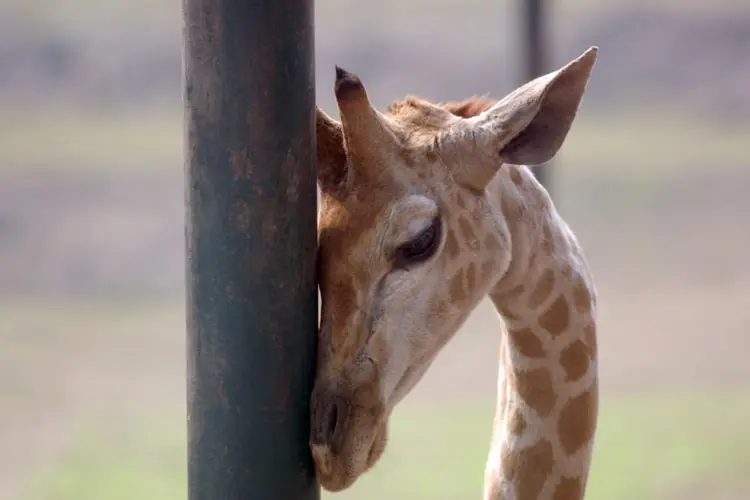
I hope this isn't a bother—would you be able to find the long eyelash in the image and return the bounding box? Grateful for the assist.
[393,216,441,267]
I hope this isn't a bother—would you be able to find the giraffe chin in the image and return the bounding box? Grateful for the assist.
[310,419,388,492]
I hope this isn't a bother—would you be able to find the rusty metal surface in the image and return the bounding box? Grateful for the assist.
[184,0,318,498]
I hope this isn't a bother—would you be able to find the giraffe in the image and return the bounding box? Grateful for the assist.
[310,47,600,500]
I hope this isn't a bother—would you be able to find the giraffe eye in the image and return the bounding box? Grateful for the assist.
[395,216,441,266]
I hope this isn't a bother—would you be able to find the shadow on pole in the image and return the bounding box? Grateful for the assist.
[184,0,320,498]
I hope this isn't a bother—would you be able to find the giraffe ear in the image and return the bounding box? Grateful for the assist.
[456,47,598,190]
[316,107,349,197]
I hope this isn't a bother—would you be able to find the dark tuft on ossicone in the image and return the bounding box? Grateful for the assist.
[334,65,364,99]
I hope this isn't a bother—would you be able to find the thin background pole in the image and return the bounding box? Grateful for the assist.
[521,0,552,193]
[184,0,320,498]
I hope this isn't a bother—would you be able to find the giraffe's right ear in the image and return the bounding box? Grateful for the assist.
[450,47,598,191]
[316,107,349,197]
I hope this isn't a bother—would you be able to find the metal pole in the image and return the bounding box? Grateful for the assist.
[521,0,551,192]
[184,0,319,498]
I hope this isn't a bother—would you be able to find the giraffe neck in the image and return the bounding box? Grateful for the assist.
[482,171,599,500]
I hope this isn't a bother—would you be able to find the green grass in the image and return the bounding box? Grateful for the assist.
[27,392,750,500]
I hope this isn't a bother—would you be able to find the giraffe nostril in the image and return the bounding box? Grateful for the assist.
[323,397,349,452]
[312,394,348,450]
[327,402,340,440]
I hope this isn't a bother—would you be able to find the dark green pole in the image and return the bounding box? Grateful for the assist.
[521,0,552,192]
[184,0,319,498]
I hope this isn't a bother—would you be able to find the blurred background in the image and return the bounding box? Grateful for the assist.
[1,0,749,499]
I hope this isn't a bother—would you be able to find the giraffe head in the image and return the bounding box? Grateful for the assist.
[310,47,598,492]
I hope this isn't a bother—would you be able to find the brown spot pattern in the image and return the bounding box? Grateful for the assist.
[502,307,521,321]
[497,283,525,302]
[508,327,545,358]
[538,295,570,337]
[553,476,582,500]
[526,250,538,271]
[449,271,466,302]
[516,368,556,416]
[507,408,527,435]
[559,340,590,381]
[455,191,468,209]
[458,217,474,243]
[444,229,460,258]
[484,233,500,251]
[465,264,477,294]
[558,389,597,455]
[527,268,555,309]
[509,166,525,186]
[502,439,554,499]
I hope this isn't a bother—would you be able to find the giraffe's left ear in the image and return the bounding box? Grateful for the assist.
[454,47,598,190]
[316,107,349,198]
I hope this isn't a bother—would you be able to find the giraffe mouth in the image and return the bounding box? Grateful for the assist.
[310,416,388,492]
